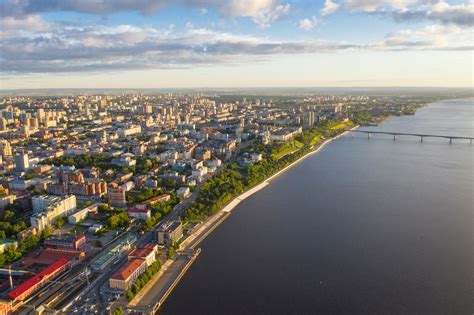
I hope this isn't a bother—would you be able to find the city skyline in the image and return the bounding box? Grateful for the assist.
[0,0,473,89]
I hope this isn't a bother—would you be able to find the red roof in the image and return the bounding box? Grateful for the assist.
[128,246,155,259]
[110,258,145,281]
[127,207,150,213]
[7,258,69,300]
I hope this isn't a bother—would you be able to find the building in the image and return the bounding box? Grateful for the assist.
[91,234,136,271]
[6,258,69,302]
[112,155,136,167]
[43,235,86,250]
[68,204,98,224]
[176,186,191,198]
[0,239,17,254]
[109,258,147,291]
[30,195,77,231]
[156,221,183,245]
[0,140,12,157]
[108,183,127,208]
[15,153,29,172]
[117,125,141,137]
[0,194,15,210]
[138,194,170,207]
[9,179,35,191]
[128,244,158,267]
[270,127,303,142]
[126,207,151,220]
[32,195,58,213]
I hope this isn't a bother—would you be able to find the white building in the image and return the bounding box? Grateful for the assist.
[192,166,208,177]
[68,204,98,224]
[176,187,191,198]
[117,125,141,137]
[31,195,77,231]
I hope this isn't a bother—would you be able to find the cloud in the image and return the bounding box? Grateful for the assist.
[298,16,318,30]
[321,0,341,16]
[319,0,474,26]
[0,14,54,38]
[0,0,168,16]
[389,1,474,26]
[1,22,471,74]
[251,3,291,28]
[0,0,292,27]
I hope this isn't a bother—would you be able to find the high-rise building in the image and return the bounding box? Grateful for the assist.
[36,108,45,120]
[15,153,29,172]
[308,112,315,127]
[0,140,12,157]
[108,183,127,207]
[0,117,7,130]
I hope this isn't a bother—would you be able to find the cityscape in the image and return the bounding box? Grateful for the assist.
[0,0,473,315]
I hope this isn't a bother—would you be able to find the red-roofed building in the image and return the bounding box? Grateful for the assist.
[139,194,170,206]
[22,248,86,267]
[44,235,86,250]
[128,243,157,267]
[6,258,69,301]
[109,258,146,291]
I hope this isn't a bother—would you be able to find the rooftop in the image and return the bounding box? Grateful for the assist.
[110,258,145,281]
[128,246,155,259]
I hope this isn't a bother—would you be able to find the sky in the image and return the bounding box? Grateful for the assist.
[0,0,472,89]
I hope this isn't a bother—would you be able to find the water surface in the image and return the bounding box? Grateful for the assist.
[161,98,473,314]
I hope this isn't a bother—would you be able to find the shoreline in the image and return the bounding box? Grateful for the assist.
[132,125,359,313]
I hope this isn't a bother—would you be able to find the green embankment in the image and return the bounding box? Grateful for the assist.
[271,140,304,160]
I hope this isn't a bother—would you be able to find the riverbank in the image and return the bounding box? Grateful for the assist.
[127,125,359,313]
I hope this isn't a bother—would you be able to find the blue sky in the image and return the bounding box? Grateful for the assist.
[0,0,472,88]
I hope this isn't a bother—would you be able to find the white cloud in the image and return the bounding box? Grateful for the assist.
[0,14,54,38]
[298,16,318,30]
[321,0,341,16]
[319,0,474,26]
[251,3,291,28]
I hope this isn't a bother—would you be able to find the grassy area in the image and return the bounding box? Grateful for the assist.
[329,121,354,131]
[309,135,321,147]
[272,140,304,160]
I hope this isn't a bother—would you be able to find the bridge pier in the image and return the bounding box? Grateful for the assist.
[420,136,423,143]
[393,134,396,141]
[449,138,452,144]
[367,133,371,139]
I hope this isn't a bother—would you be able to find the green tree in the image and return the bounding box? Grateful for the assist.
[126,290,134,300]
[54,217,65,229]
[2,210,15,221]
[41,226,52,239]
[167,247,175,259]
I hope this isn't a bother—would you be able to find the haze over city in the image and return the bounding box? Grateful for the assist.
[1,0,473,89]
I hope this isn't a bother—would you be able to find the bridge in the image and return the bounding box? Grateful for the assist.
[351,130,474,144]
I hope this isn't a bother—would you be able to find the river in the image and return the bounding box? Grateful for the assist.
[160,98,473,314]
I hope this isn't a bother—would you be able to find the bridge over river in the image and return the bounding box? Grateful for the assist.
[351,130,474,144]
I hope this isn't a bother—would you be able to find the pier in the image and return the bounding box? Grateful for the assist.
[352,130,474,144]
